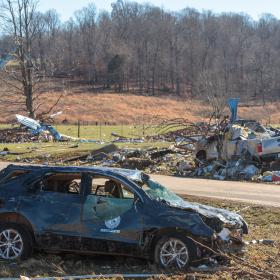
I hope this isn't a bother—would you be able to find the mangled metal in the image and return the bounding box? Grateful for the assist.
[15,114,100,143]
[195,99,280,164]
[195,121,280,163]
[190,99,280,182]
[0,164,247,268]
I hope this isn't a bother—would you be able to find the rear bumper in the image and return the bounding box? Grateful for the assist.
[260,153,279,162]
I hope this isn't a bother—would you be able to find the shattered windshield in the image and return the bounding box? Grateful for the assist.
[135,176,244,228]
[139,178,185,206]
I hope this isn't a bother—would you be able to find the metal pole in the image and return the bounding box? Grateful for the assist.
[78,120,80,138]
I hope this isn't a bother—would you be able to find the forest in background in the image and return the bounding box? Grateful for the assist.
[1,0,280,110]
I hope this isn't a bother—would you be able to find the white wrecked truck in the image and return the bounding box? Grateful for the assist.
[195,120,280,163]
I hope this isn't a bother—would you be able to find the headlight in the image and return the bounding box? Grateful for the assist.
[230,228,243,241]
[218,227,243,243]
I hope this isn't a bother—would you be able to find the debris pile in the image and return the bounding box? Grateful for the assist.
[254,170,280,183]
[61,144,196,176]
[193,159,261,181]
[0,127,40,143]
[148,121,210,142]
[111,132,144,143]
[3,99,280,185]
[0,114,102,143]
[30,139,280,184]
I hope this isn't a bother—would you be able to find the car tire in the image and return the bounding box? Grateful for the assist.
[0,223,33,260]
[154,234,197,270]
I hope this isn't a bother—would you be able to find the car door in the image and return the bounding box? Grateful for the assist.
[81,173,144,256]
[19,172,84,251]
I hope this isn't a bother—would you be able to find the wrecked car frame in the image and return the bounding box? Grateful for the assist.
[196,120,280,163]
[0,165,248,269]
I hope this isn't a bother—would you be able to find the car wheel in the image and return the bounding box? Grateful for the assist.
[0,223,33,260]
[154,234,197,269]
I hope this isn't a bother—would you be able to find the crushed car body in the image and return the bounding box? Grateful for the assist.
[196,98,280,164]
[196,119,280,162]
[0,165,247,268]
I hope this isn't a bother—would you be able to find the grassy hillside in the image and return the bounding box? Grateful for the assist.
[1,80,280,124]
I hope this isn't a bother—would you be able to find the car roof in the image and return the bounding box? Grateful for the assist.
[5,164,144,182]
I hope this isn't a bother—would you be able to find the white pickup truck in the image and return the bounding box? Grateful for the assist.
[195,120,280,163]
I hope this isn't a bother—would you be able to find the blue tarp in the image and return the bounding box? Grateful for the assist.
[228,98,240,123]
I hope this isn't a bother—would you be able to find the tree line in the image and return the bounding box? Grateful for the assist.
[0,0,280,117]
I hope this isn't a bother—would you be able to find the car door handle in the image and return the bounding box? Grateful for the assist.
[30,195,41,201]
[97,199,106,205]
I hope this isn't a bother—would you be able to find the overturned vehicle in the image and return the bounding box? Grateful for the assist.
[0,165,248,269]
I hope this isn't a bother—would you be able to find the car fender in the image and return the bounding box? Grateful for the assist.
[157,212,214,238]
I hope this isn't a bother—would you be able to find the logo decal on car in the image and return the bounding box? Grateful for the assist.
[105,216,121,229]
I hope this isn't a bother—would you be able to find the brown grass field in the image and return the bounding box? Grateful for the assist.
[1,79,280,124]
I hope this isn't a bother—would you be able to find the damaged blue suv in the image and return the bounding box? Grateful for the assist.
[0,165,248,269]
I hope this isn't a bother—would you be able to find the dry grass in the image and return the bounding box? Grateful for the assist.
[57,92,280,125]
[57,92,197,124]
[1,78,280,125]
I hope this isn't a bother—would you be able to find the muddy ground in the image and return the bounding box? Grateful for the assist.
[0,195,279,279]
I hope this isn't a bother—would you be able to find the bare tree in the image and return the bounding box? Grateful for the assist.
[0,0,65,119]
[0,0,42,117]
[2,0,280,114]
[194,68,230,159]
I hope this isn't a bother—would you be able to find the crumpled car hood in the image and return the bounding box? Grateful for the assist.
[118,169,248,233]
[165,199,247,232]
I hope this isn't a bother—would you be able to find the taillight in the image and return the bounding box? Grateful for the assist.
[257,143,263,154]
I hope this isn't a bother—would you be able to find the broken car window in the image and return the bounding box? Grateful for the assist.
[35,173,81,194]
[138,178,185,206]
[90,176,134,199]
[82,176,135,221]
[1,170,30,183]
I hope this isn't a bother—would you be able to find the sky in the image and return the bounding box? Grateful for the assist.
[38,0,280,22]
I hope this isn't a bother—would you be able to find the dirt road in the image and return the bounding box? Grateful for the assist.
[0,162,279,207]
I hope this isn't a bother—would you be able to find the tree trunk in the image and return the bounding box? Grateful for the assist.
[25,85,34,118]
